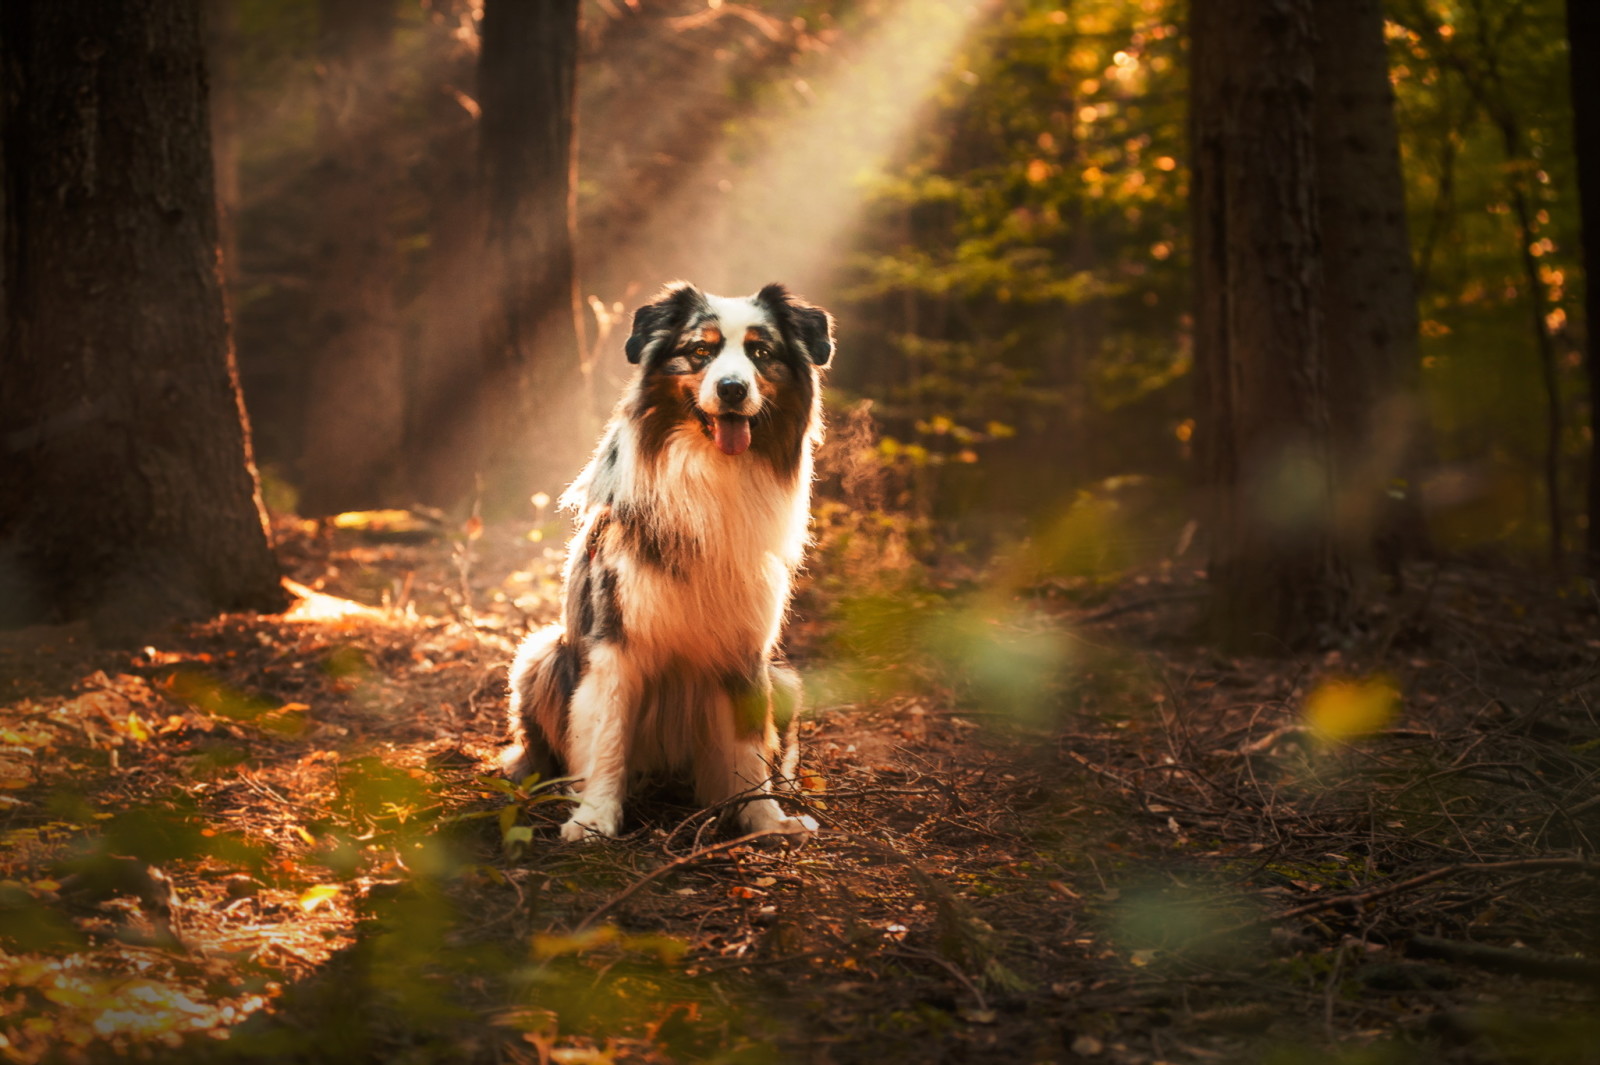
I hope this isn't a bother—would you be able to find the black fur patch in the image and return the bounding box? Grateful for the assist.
[575,571,595,639]
[614,500,692,577]
[591,567,624,644]
[756,283,835,366]
[625,283,710,364]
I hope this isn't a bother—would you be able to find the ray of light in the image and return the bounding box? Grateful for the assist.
[603,0,993,301]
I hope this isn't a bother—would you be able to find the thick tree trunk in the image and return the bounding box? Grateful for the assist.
[298,0,406,515]
[478,0,588,500]
[1313,0,1430,577]
[1191,0,1346,651]
[1569,0,1600,574]
[0,0,284,635]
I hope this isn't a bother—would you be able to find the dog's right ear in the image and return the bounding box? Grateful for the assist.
[625,282,704,364]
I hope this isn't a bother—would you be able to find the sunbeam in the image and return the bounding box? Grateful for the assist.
[597,0,993,301]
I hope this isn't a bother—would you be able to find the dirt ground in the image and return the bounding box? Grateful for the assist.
[1,513,1597,1064]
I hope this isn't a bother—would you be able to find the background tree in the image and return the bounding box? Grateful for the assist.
[0,0,284,634]
[1570,0,1600,574]
[298,0,406,515]
[478,0,587,498]
[1391,1,1579,564]
[1190,0,1346,649]
[1313,0,1429,576]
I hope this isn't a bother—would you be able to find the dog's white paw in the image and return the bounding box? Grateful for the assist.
[560,802,620,842]
[772,813,818,841]
[742,801,817,842]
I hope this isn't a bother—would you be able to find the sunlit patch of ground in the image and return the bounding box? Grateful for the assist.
[1,517,1598,1063]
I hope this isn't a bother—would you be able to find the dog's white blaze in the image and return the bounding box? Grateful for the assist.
[697,295,772,416]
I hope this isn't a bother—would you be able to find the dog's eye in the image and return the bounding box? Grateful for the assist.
[691,344,711,359]
[749,345,770,360]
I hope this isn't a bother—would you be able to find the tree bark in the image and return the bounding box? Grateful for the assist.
[206,0,241,286]
[1313,0,1430,578]
[1569,0,1600,574]
[478,0,588,499]
[1191,0,1346,651]
[298,0,406,515]
[0,0,284,635]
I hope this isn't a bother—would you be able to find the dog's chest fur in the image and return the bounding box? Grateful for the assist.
[596,424,810,673]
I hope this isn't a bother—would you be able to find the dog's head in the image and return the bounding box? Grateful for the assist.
[623,282,833,464]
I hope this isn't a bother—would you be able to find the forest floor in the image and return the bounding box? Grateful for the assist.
[1,512,1598,1065]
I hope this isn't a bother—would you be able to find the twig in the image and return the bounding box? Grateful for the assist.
[1076,590,1207,625]
[1408,933,1600,984]
[886,947,990,1013]
[1233,725,1438,756]
[1183,857,1600,950]
[575,830,797,931]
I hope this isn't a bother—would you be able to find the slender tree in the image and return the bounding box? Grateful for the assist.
[1313,0,1430,577]
[1191,0,1347,650]
[298,0,406,515]
[0,0,284,634]
[1571,0,1600,574]
[478,0,588,498]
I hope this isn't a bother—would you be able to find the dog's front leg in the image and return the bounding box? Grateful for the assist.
[561,645,639,841]
[699,680,816,840]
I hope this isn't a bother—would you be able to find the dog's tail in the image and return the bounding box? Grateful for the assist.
[501,624,577,783]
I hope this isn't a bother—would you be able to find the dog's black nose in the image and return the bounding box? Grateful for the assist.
[717,377,748,405]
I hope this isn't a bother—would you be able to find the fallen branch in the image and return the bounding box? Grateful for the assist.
[1408,933,1600,984]
[576,829,799,931]
[1181,857,1600,951]
[1234,724,1439,756]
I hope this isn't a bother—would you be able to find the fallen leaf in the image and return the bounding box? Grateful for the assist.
[298,884,340,913]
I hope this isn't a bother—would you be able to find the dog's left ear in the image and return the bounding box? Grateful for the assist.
[757,283,835,366]
[626,282,705,364]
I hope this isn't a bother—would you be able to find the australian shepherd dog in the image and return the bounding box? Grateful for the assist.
[502,282,833,841]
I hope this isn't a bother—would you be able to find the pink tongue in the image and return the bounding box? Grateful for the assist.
[713,415,751,456]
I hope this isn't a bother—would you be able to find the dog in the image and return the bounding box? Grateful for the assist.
[501,281,833,841]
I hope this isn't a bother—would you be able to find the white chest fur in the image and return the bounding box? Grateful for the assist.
[616,427,809,672]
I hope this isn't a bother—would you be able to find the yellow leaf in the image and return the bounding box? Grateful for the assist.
[125,713,150,743]
[294,825,316,845]
[1304,677,1399,742]
[298,884,340,913]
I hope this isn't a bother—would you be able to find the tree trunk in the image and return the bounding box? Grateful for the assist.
[0,0,285,635]
[1191,0,1346,651]
[298,0,406,515]
[206,0,241,286]
[1313,0,1430,579]
[1569,0,1600,574]
[478,0,588,501]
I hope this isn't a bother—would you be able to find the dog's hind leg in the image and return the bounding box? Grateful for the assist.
[560,643,641,841]
[502,625,572,783]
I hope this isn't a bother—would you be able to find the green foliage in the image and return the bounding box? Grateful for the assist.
[837,0,1192,522]
[1390,0,1583,553]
